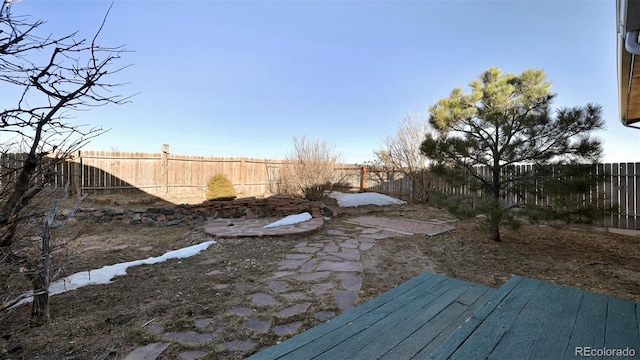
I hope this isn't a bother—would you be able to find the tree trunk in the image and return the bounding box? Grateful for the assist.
[489,223,501,242]
[31,271,50,324]
[31,202,53,324]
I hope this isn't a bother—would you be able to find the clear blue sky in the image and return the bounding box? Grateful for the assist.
[8,0,640,164]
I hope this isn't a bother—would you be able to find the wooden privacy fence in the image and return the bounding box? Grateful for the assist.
[0,148,638,229]
[430,163,640,230]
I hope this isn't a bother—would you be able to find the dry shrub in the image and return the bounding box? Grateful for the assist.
[205,174,237,201]
[279,136,343,200]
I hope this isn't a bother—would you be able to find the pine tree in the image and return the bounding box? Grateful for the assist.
[421,67,608,241]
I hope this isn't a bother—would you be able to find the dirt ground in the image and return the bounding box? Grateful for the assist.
[0,194,639,359]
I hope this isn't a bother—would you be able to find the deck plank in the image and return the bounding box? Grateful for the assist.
[604,297,640,355]
[247,272,445,359]
[485,280,563,360]
[349,282,488,359]
[441,277,543,360]
[523,284,583,359]
[400,284,495,359]
[250,273,640,360]
[316,277,467,359]
[282,278,454,360]
[564,292,607,359]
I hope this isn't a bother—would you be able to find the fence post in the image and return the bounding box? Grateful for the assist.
[70,150,82,197]
[360,166,367,192]
[161,144,169,193]
[240,159,246,195]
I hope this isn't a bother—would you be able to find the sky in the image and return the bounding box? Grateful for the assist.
[5,0,640,164]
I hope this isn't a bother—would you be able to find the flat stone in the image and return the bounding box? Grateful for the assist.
[360,242,375,251]
[334,290,358,312]
[340,242,359,249]
[285,254,312,260]
[162,331,215,346]
[273,321,303,336]
[322,244,340,253]
[317,261,363,272]
[112,244,129,250]
[194,318,214,330]
[278,259,307,270]
[277,303,312,318]
[321,255,343,262]
[315,311,336,321]
[291,271,331,282]
[327,229,348,236]
[223,339,257,353]
[199,258,217,265]
[295,246,321,254]
[124,342,170,360]
[294,242,308,248]
[338,273,362,291]
[178,350,208,360]
[206,270,223,276]
[308,242,325,248]
[360,232,398,240]
[299,259,319,272]
[311,282,335,295]
[271,271,296,279]
[361,228,381,234]
[245,318,271,333]
[213,284,229,290]
[251,293,278,306]
[269,280,291,293]
[139,246,153,251]
[333,251,360,261]
[229,306,252,316]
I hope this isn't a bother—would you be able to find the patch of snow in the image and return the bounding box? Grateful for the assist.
[11,240,217,308]
[263,212,312,228]
[329,192,406,207]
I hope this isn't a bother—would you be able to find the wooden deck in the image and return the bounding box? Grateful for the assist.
[248,273,640,360]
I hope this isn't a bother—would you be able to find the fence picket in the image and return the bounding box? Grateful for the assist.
[1,149,638,229]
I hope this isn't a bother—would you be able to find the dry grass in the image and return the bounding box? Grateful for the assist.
[0,195,638,359]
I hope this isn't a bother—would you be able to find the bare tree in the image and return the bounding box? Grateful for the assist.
[373,113,434,202]
[280,135,344,200]
[0,1,130,323]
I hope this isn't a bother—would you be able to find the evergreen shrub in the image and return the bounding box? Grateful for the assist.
[206,174,237,200]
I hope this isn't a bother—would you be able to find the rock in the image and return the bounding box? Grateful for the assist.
[104,209,125,216]
[276,303,312,318]
[123,342,170,360]
[167,219,181,226]
[273,321,302,336]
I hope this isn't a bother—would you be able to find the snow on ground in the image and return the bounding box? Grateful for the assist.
[329,192,406,207]
[263,212,312,228]
[11,240,217,308]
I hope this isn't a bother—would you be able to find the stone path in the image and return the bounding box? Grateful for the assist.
[123,215,457,359]
[345,215,456,236]
[203,217,324,237]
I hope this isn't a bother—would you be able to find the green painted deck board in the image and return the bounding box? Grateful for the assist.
[396,284,495,360]
[247,272,445,360]
[278,275,453,360]
[605,297,640,354]
[564,292,607,358]
[248,273,640,360]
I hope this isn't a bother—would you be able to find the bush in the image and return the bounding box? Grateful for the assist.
[280,135,344,201]
[206,174,237,200]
